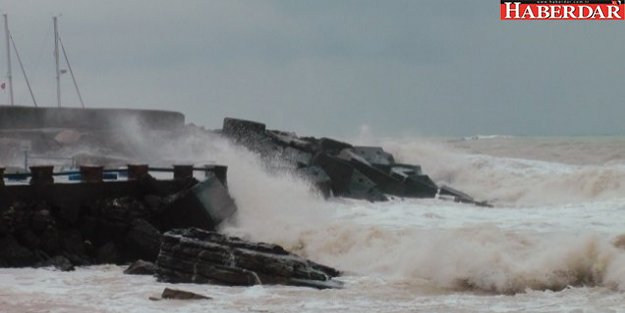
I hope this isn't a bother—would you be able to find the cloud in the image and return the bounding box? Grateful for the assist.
[1,1,623,136]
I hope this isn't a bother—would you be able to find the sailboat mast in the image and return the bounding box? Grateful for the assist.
[53,16,61,108]
[4,14,14,106]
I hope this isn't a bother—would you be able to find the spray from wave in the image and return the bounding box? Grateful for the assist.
[75,122,625,295]
[354,136,625,206]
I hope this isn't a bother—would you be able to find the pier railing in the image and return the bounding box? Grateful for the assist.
[0,164,227,186]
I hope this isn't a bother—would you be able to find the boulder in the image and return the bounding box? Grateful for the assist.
[0,235,37,267]
[125,219,162,261]
[156,288,211,300]
[221,117,488,206]
[156,228,343,289]
[160,175,237,231]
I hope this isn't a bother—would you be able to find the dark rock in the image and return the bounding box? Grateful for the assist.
[160,288,211,300]
[160,175,237,231]
[35,255,75,271]
[0,235,37,267]
[124,259,157,275]
[319,138,352,153]
[156,228,342,289]
[31,209,53,234]
[297,166,332,198]
[16,229,40,249]
[221,117,489,206]
[39,227,62,256]
[125,219,161,261]
[352,146,395,166]
[438,185,492,207]
[223,118,266,140]
[312,153,387,201]
[61,229,87,257]
[144,195,167,215]
[96,242,120,264]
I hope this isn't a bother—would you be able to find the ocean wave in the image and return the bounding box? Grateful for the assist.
[233,221,625,294]
[370,138,625,206]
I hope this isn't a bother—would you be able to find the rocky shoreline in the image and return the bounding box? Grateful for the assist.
[0,112,489,290]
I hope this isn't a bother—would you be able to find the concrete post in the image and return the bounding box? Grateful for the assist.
[127,164,149,180]
[173,165,194,180]
[80,165,103,183]
[29,165,54,185]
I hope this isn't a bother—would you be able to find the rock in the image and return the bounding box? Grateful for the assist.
[96,242,120,264]
[221,117,489,206]
[156,228,342,289]
[160,175,237,231]
[318,137,352,153]
[39,227,62,256]
[351,146,395,166]
[158,288,211,300]
[124,259,157,275]
[61,229,88,257]
[297,166,332,198]
[125,219,161,261]
[222,118,266,141]
[312,153,387,201]
[35,255,75,271]
[16,226,40,248]
[438,185,492,207]
[0,235,37,267]
[31,209,53,234]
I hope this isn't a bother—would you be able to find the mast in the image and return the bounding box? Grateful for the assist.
[4,14,14,106]
[53,16,61,108]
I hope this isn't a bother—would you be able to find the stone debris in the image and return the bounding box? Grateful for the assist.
[221,117,489,206]
[0,174,237,269]
[156,228,343,289]
[149,288,212,301]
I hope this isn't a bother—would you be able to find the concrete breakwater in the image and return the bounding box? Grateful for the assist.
[221,117,488,206]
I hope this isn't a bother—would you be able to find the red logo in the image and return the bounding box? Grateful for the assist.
[501,1,625,20]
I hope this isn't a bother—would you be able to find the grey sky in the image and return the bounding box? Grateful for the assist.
[1,0,624,136]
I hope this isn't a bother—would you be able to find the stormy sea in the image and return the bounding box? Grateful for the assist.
[2,135,625,313]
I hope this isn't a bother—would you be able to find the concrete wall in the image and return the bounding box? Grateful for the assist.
[0,106,185,130]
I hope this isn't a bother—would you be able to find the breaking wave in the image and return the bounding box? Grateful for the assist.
[285,224,625,294]
[133,128,625,295]
[366,137,625,206]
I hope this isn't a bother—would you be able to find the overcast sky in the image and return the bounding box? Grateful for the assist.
[1,1,624,136]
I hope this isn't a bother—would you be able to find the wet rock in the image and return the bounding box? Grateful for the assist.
[311,153,387,201]
[96,241,120,264]
[222,118,266,141]
[16,229,40,249]
[39,227,62,256]
[35,255,75,271]
[125,219,161,261]
[156,228,342,289]
[124,259,157,275]
[221,117,489,206]
[31,209,53,234]
[160,175,237,231]
[352,146,395,166]
[0,235,37,267]
[297,166,332,198]
[157,288,211,300]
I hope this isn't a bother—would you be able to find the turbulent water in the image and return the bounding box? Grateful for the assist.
[3,135,625,313]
